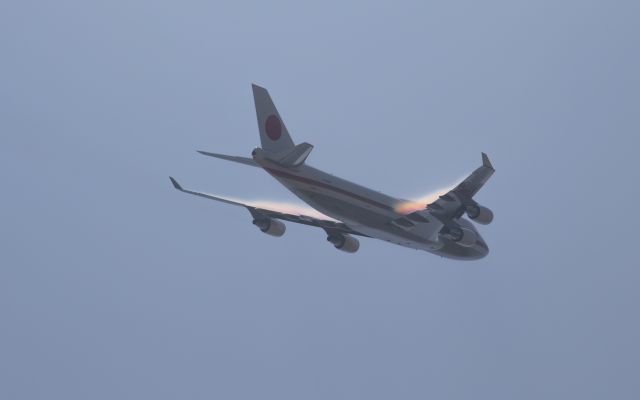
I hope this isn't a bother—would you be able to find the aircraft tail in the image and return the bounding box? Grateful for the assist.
[252,84,296,156]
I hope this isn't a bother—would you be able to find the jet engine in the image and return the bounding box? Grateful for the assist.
[442,226,477,247]
[252,218,286,237]
[327,233,360,253]
[466,204,494,225]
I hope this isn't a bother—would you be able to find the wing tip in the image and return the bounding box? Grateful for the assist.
[169,176,183,191]
[481,152,494,170]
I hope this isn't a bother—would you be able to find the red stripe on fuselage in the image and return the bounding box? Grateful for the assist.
[264,167,394,212]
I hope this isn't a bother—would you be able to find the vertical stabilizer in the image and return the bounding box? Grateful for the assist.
[252,84,296,156]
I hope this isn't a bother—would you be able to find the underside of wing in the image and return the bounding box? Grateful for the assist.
[169,177,365,237]
[421,152,495,223]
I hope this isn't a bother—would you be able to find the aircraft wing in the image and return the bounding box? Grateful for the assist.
[405,153,495,225]
[169,177,366,237]
[449,152,495,199]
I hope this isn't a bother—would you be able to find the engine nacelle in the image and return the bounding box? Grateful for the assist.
[327,233,360,253]
[466,205,494,225]
[253,218,286,237]
[443,226,477,247]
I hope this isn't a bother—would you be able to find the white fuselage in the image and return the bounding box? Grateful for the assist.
[253,149,489,260]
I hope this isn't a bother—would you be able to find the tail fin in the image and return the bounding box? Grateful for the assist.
[252,84,296,156]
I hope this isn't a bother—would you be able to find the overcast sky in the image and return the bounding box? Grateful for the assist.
[1,1,639,399]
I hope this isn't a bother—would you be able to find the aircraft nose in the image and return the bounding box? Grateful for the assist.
[436,239,489,260]
[476,246,489,259]
[476,240,489,259]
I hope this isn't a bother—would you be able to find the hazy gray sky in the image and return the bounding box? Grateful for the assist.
[1,1,639,399]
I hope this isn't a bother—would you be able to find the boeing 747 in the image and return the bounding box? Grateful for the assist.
[170,85,495,260]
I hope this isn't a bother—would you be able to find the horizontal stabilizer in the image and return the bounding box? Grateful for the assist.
[272,142,313,167]
[197,151,259,167]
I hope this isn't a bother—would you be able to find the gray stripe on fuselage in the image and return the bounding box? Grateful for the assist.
[292,189,428,244]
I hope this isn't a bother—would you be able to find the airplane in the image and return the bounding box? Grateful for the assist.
[170,84,495,260]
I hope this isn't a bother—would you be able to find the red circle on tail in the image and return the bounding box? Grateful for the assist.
[265,115,282,141]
